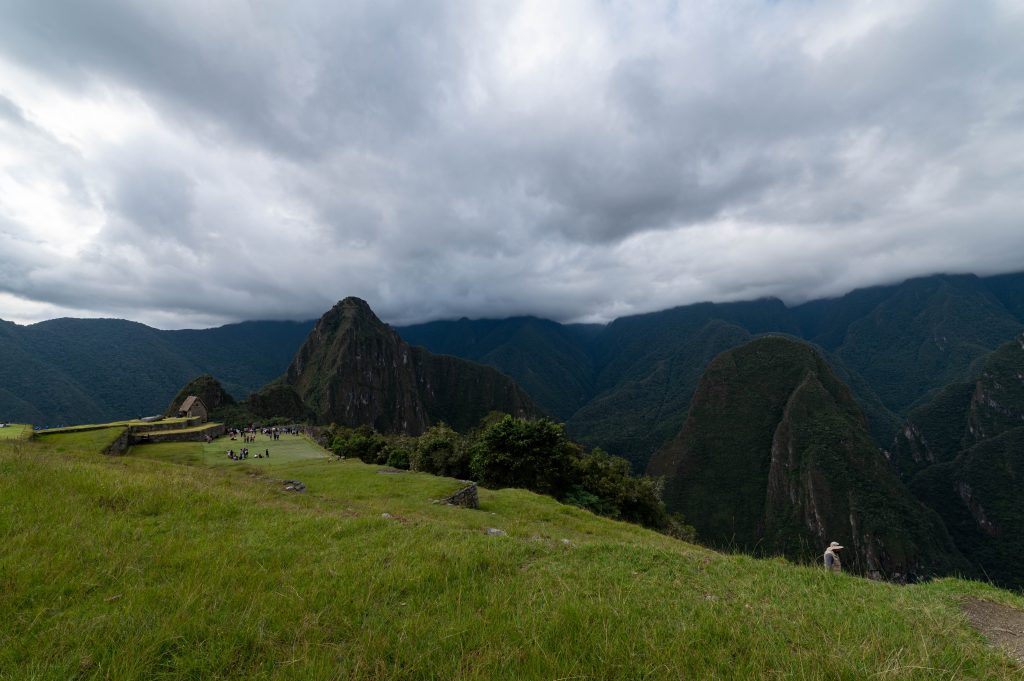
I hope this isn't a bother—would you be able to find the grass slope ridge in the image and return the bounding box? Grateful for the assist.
[648,336,968,580]
[2,429,1022,678]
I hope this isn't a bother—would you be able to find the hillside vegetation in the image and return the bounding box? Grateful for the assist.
[0,318,312,425]
[892,335,1024,589]
[2,428,1023,678]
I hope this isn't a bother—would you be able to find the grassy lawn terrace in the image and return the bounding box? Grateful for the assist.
[0,423,31,440]
[32,425,128,453]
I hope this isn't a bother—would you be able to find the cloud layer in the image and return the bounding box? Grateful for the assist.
[1,0,1022,328]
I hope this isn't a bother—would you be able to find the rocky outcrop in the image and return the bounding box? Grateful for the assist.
[649,336,968,580]
[441,483,479,509]
[283,298,538,433]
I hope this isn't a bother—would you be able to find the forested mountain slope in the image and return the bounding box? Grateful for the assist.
[892,335,1024,588]
[646,336,968,580]
[0,318,313,425]
[400,272,1024,468]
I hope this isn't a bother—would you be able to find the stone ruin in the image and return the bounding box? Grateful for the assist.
[440,483,479,509]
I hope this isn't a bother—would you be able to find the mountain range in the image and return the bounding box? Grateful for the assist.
[5,272,1024,464]
[0,318,313,425]
[401,272,1024,467]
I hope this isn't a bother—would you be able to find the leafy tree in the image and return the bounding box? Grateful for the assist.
[570,448,669,528]
[470,416,580,497]
[411,423,471,479]
[331,425,387,464]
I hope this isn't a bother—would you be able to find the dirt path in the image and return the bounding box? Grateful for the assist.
[963,597,1024,665]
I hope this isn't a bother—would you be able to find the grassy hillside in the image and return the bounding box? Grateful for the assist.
[1,429,1022,678]
[0,423,31,440]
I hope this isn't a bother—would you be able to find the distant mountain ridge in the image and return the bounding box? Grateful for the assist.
[4,271,1023,443]
[0,317,313,425]
[400,272,1024,467]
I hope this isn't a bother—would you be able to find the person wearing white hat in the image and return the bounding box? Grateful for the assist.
[824,541,844,573]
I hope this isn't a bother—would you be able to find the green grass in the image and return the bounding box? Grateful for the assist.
[39,417,193,434]
[1,433,1022,679]
[32,426,127,453]
[0,423,31,440]
[131,433,326,467]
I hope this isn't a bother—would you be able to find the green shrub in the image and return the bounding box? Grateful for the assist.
[384,443,412,470]
[411,423,471,479]
[470,416,580,497]
[331,426,387,464]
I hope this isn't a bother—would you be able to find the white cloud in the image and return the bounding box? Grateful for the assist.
[0,0,1021,328]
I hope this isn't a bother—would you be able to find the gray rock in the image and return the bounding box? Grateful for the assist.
[442,483,479,509]
[486,527,507,537]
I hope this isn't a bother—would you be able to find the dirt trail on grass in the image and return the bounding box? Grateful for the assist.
[963,597,1024,664]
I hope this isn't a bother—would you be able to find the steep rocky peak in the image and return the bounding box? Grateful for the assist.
[316,297,388,334]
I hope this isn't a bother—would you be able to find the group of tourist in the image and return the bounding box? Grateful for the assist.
[228,426,298,442]
[227,447,269,460]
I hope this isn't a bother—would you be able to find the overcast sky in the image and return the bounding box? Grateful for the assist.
[1,0,1022,329]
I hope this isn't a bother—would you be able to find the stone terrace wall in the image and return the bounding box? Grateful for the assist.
[129,423,225,445]
[129,418,202,434]
[103,428,132,456]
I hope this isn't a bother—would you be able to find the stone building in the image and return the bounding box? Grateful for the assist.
[177,395,208,422]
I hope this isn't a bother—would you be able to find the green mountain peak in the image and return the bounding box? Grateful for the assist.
[649,335,968,579]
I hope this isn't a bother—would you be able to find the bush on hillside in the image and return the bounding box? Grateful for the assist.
[410,423,471,479]
[569,448,670,528]
[470,416,579,497]
[383,435,416,470]
[331,426,387,464]
[325,413,693,537]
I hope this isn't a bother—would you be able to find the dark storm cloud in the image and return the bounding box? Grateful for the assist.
[0,0,1022,328]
